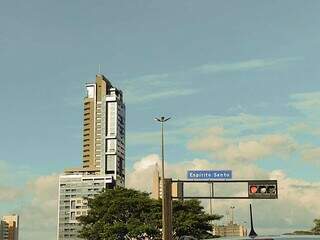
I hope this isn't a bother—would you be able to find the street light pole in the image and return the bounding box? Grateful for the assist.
[161,119,165,182]
[155,116,171,240]
[230,206,235,224]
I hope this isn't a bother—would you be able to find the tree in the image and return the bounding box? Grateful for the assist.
[78,188,161,240]
[78,187,222,240]
[172,199,222,239]
[311,219,320,234]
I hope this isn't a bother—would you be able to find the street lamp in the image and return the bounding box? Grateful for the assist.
[155,116,171,240]
[154,116,171,182]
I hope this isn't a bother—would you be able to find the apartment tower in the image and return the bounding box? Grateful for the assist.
[82,74,125,185]
[57,74,126,240]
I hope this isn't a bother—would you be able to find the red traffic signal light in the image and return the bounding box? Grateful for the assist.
[249,185,258,194]
[248,181,278,199]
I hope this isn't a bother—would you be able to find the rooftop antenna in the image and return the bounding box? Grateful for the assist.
[98,64,101,74]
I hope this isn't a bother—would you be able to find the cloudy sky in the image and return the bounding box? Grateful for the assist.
[1,0,320,239]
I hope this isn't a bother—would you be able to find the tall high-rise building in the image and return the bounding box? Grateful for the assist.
[58,74,126,240]
[82,74,126,185]
[65,74,126,185]
[1,215,19,240]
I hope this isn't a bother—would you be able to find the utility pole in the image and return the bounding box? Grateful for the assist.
[163,178,173,240]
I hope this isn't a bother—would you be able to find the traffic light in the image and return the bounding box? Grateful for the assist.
[248,180,278,199]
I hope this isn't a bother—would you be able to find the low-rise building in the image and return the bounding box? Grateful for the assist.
[1,215,19,240]
[151,164,182,200]
[57,174,114,240]
[0,220,9,240]
[213,222,247,237]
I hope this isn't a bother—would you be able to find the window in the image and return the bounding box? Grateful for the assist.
[106,155,115,171]
[106,139,116,152]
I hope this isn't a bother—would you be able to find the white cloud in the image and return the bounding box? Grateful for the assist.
[118,57,301,104]
[194,57,301,74]
[126,88,197,104]
[186,127,226,152]
[119,72,197,104]
[301,145,320,165]
[127,114,286,147]
[289,91,320,115]
[0,186,22,201]
[0,161,23,201]
[126,154,161,193]
[188,129,296,162]
[171,114,286,135]
[18,174,59,240]
[0,160,59,240]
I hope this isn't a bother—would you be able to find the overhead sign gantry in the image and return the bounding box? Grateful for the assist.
[172,179,278,200]
[162,178,278,240]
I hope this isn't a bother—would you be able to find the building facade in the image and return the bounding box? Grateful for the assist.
[57,74,126,240]
[1,215,19,240]
[82,74,125,186]
[57,174,114,239]
[213,223,247,237]
[0,220,9,240]
[151,164,161,199]
[151,164,181,200]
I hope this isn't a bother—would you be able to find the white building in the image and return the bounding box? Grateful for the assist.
[213,222,247,237]
[57,174,114,240]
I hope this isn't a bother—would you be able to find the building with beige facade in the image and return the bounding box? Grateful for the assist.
[57,74,126,240]
[0,220,9,240]
[65,73,126,185]
[151,164,161,199]
[151,164,182,200]
[0,215,19,240]
[213,222,247,237]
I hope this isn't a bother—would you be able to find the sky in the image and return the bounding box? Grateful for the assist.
[1,0,320,239]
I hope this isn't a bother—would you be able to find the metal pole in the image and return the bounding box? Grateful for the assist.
[209,184,212,215]
[155,116,171,240]
[161,120,165,183]
[161,121,165,240]
[163,178,173,240]
[249,204,257,238]
[231,206,235,224]
[211,182,214,214]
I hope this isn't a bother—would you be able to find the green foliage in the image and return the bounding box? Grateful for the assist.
[78,188,161,240]
[78,187,222,240]
[311,219,320,234]
[172,199,222,239]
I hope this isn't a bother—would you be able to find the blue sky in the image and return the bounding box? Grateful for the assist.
[1,0,320,239]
